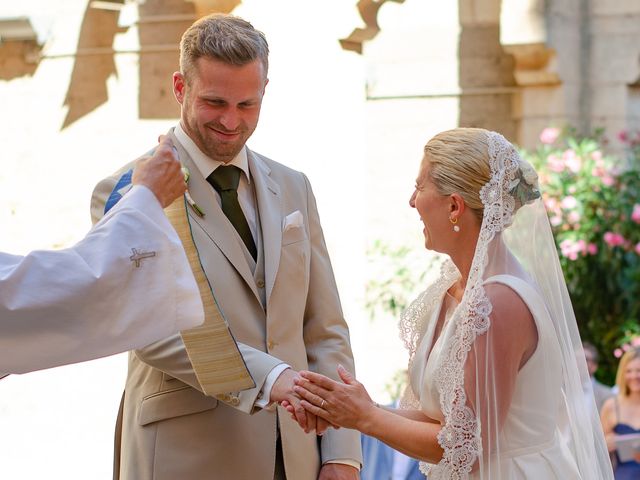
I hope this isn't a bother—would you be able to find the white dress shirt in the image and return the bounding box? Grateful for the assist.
[174,123,257,243]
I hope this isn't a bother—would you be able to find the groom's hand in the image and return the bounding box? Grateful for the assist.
[270,368,317,433]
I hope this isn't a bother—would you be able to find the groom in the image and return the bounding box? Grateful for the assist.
[91,13,361,480]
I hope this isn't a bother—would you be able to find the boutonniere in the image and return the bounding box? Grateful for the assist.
[182,167,205,217]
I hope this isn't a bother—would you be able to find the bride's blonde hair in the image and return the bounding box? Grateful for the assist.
[423,127,539,221]
[422,128,491,221]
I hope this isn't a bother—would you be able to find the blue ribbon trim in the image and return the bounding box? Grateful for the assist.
[104,169,134,214]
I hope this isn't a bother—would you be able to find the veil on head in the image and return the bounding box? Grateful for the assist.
[399,131,612,479]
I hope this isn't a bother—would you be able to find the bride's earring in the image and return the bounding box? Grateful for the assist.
[450,217,460,232]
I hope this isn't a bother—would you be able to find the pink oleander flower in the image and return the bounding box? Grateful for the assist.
[547,154,565,173]
[561,196,578,210]
[615,348,623,358]
[563,149,582,173]
[603,232,626,247]
[560,238,584,260]
[560,238,573,254]
[602,175,615,187]
[587,243,598,255]
[631,204,640,223]
[568,211,581,224]
[635,242,640,255]
[540,127,561,145]
[544,197,558,210]
[618,130,629,143]
[550,215,562,227]
[632,337,640,347]
[591,150,603,162]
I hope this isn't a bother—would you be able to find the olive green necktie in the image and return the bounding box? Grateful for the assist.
[207,166,257,261]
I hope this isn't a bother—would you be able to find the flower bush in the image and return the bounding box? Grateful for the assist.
[523,127,640,384]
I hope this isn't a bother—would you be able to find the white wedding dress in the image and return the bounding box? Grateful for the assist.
[408,274,583,479]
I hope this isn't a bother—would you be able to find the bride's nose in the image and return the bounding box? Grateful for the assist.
[409,190,417,208]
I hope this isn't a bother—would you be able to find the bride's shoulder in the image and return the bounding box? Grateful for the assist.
[484,282,534,330]
[483,282,538,357]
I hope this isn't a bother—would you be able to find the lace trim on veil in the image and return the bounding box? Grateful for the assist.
[399,132,520,479]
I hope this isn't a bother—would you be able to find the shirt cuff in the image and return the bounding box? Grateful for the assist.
[324,459,361,471]
[254,363,291,410]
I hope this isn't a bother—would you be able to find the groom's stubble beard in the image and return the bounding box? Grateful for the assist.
[180,95,258,164]
[200,119,255,164]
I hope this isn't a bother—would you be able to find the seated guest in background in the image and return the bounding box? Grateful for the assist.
[601,348,640,479]
[583,341,614,413]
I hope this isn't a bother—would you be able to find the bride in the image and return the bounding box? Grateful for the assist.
[283,128,613,479]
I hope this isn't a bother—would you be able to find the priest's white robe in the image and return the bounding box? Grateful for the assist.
[0,185,204,375]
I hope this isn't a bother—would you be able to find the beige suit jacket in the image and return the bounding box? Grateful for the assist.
[91,129,362,480]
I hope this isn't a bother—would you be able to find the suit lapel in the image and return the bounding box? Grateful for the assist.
[168,130,261,304]
[249,150,282,306]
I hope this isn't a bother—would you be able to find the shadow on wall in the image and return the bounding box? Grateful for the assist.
[61,0,242,127]
[137,0,241,119]
[339,0,406,54]
[0,17,42,80]
[62,0,125,129]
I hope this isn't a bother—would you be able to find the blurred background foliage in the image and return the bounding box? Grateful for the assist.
[523,127,640,385]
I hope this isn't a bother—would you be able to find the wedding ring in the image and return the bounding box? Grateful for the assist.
[320,399,326,409]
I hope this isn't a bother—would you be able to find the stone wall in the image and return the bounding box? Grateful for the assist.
[502,0,640,147]
[357,0,640,149]
[589,0,640,139]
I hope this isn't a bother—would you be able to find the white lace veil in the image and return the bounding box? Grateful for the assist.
[399,130,613,479]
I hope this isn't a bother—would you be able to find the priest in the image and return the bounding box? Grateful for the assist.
[0,136,204,375]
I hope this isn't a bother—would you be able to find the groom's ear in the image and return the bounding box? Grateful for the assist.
[173,71,186,105]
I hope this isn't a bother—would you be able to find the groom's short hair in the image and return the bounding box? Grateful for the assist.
[179,13,269,84]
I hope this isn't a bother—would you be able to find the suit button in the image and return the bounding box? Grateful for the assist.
[257,279,265,288]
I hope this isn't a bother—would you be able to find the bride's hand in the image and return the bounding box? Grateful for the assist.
[292,364,376,431]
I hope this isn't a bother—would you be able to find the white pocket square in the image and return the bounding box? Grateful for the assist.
[283,210,304,232]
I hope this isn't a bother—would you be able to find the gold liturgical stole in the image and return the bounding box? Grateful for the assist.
[164,197,254,395]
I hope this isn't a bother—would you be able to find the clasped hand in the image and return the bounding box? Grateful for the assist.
[280,364,376,433]
[270,368,333,435]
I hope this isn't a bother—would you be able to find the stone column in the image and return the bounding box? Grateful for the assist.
[458,0,518,141]
[500,0,564,147]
